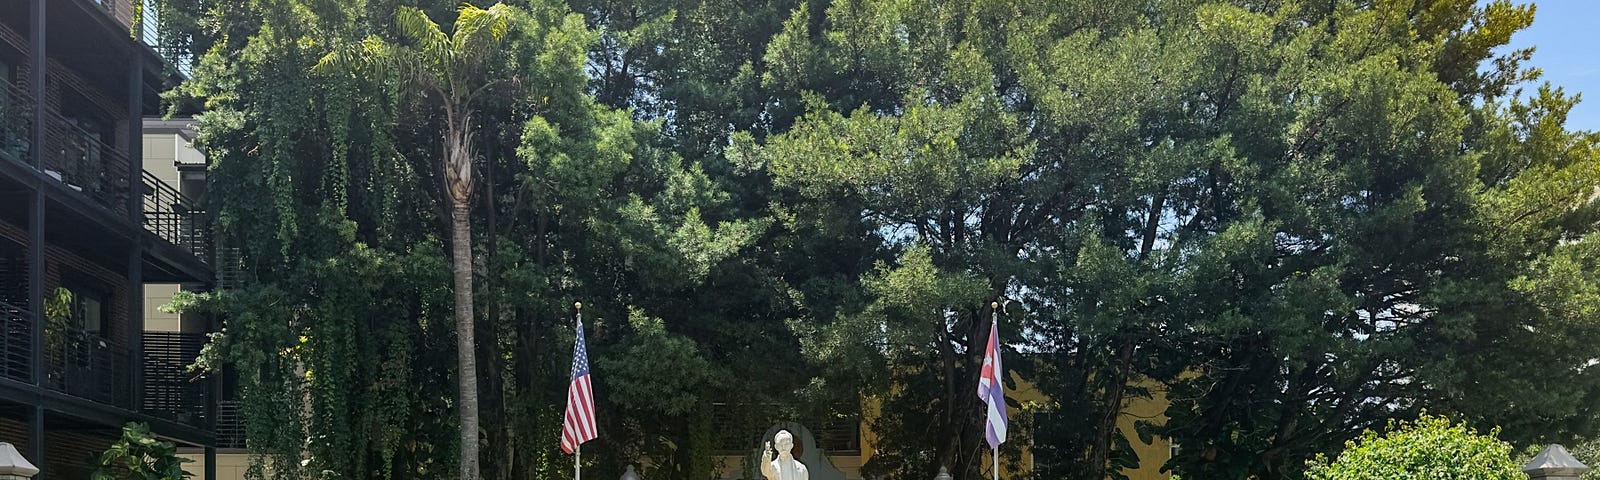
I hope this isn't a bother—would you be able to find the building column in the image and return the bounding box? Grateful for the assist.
[26,0,46,383]
[27,406,43,480]
[26,2,47,475]
[204,446,216,480]
[205,313,220,480]
[28,0,44,170]
[126,55,145,411]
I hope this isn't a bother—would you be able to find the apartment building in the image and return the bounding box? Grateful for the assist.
[0,1,222,479]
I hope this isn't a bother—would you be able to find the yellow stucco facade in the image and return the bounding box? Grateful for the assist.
[196,370,1172,480]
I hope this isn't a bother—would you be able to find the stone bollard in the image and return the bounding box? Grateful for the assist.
[1524,444,1590,480]
[0,443,39,480]
[619,464,640,480]
[932,466,952,480]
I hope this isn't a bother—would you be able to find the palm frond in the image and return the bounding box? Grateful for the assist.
[313,35,436,93]
[451,3,519,70]
[396,6,454,67]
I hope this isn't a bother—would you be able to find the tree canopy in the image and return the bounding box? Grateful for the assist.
[1305,415,1524,480]
[154,0,1600,479]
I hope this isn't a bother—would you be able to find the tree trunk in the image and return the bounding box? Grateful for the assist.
[1086,340,1135,480]
[452,202,481,480]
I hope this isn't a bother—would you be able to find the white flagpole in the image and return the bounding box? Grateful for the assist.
[992,447,999,480]
[575,302,583,480]
[992,302,1001,480]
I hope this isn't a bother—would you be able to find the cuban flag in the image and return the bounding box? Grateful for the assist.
[977,315,1007,450]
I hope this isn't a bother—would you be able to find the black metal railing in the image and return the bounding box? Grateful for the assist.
[216,247,245,290]
[143,171,210,263]
[44,324,130,406]
[137,0,195,78]
[0,300,32,384]
[142,331,208,427]
[217,399,246,449]
[0,83,34,162]
[43,109,133,215]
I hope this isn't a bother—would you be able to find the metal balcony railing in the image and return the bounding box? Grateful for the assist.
[0,83,33,162]
[44,324,130,406]
[143,171,210,263]
[138,0,195,77]
[217,399,246,449]
[0,301,32,384]
[142,331,208,427]
[42,110,133,215]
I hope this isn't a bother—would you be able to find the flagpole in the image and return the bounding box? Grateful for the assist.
[992,447,999,480]
[575,302,583,480]
[992,301,1000,480]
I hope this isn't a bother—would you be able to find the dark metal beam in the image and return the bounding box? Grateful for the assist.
[28,406,43,480]
[204,446,216,480]
[27,3,46,474]
[0,376,218,445]
[29,0,45,170]
[127,53,146,413]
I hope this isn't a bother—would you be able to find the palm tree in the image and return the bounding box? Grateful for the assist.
[316,5,521,479]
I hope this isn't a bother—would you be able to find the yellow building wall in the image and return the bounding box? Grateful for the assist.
[181,452,252,480]
[856,370,1171,480]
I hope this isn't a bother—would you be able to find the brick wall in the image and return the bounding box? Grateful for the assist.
[0,218,132,349]
[0,416,121,480]
[0,13,134,154]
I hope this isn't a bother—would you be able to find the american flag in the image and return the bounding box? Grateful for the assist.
[561,314,597,454]
[977,307,1007,451]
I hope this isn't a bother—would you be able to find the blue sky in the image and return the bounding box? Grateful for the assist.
[1502,1,1600,132]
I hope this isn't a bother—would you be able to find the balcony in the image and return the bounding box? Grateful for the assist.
[0,83,30,163]
[1,79,211,268]
[43,109,134,216]
[43,323,131,407]
[143,171,210,263]
[0,298,133,406]
[0,300,31,384]
[142,331,208,427]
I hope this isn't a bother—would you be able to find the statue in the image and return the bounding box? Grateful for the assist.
[761,430,809,480]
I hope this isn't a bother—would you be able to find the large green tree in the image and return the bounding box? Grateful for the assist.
[316,6,525,478]
[152,0,1600,480]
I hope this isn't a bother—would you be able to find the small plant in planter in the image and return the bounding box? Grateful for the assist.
[92,422,193,480]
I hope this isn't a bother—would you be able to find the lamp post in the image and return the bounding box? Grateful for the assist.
[932,466,953,480]
[0,442,39,480]
[1523,444,1590,480]
[619,464,640,480]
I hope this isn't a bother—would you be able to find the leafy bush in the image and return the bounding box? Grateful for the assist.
[1305,415,1522,480]
[92,422,192,480]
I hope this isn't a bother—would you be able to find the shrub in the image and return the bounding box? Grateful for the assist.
[1305,415,1522,480]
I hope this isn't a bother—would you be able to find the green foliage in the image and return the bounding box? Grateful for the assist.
[1305,415,1523,480]
[151,0,1600,479]
[93,422,194,480]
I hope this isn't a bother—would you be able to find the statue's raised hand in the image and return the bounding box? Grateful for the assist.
[764,440,775,463]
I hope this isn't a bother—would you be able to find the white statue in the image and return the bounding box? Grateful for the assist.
[761,430,809,480]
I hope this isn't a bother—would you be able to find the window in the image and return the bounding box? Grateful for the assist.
[62,280,107,336]
[62,114,109,192]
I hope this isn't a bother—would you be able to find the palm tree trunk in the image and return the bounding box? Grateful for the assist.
[453,201,481,480]
[445,108,481,480]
